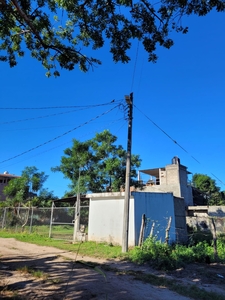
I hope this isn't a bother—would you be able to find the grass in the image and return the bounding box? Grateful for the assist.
[0,230,125,259]
[17,266,49,280]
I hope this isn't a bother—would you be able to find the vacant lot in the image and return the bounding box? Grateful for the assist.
[0,238,224,299]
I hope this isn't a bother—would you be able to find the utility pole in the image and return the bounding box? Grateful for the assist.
[122,92,133,253]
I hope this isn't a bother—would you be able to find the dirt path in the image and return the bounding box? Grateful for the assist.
[0,238,224,299]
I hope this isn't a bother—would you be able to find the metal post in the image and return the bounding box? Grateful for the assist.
[122,92,133,253]
[49,202,54,238]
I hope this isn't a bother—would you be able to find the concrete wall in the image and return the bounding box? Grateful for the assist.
[174,197,188,243]
[88,193,135,246]
[132,192,177,244]
[142,163,193,206]
[186,206,225,234]
[87,192,185,246]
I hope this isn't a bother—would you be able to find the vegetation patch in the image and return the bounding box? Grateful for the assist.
[128,237,225,270]
[17,266,49,281]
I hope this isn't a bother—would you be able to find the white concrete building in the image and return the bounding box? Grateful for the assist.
[87,191,187,246]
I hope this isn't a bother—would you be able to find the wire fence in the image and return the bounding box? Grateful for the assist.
[0,206,89,241]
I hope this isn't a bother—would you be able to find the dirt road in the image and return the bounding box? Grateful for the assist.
[0,238,224,299]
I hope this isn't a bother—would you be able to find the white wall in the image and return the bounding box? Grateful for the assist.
[88,193,135,246]
[88,192,177,246]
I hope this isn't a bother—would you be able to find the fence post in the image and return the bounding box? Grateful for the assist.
[211,217,218,261]
[165,216,172,244]
[138,214,146,247]
[2,207,6,229]
[73,193,80,243]
[49,202,54,238]
[29,207,34,234]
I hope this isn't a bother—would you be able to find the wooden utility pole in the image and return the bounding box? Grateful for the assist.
[122,92,133,253]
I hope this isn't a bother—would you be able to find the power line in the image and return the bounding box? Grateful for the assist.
[0,103,116,125]
[0,100,122,110]
[134,104,225,186]
[130,41,139,92]
[0,104,120,165]
[0,108,92,125]
[1,118,125,169]
[134,104,197,159]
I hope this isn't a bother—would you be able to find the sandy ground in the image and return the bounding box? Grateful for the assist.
[0,238,224,299]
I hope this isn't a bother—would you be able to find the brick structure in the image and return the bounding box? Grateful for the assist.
[0,172,19,201]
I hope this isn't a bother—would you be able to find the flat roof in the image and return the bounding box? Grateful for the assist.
[139,168,163,177]
[0,173,19,178]
[53,196,88,203]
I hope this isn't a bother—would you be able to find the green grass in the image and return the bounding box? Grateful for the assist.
[0,230,125,259]
[17,266,49,280]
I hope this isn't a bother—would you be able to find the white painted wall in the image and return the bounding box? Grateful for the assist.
[88,193,135,246]
[87,192,177,246]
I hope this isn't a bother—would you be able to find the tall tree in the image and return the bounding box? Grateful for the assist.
[0,0,224,76]
[192,173,225,205]
[52,130,141,193]
[3,166,49,207]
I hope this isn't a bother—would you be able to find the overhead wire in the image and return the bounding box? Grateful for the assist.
[0,107,97,125]
[0,104,121,165]
[134,104,195,157]
[134,104,225,186]
[127,33,224,186]
[1,117,126,169]
[0,100,122,110]
[130,41,139,92]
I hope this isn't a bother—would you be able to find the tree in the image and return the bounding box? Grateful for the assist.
[52,130,141,193]
[192,173,225,205]
[3,166,49,207]
[1,0,224,76]
[31,188,58,207]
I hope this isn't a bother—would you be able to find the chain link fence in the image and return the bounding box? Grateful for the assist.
[0,205,89,241]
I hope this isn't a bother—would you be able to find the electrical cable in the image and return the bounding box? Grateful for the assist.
[130,41,139,92]
[0,104,120,165]
[0,107,95,125]
[0,100,122,110]
[134,104,195,157]
[134,104,225,186]
[1,118,125,168]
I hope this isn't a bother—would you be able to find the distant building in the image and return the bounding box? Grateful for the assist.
[0,171,19,201]
[138,157,193,206]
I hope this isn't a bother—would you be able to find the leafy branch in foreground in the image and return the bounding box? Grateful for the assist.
[0,0,224,76]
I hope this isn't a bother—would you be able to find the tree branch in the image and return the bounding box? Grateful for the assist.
[140,0,164,23]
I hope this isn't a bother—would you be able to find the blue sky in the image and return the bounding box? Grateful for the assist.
[0,10,225,197]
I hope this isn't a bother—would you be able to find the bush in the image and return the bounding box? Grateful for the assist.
[129,236,225,271]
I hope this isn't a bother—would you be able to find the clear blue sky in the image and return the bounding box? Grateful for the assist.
[1,10,225,197]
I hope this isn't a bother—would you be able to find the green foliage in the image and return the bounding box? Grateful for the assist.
[192,173,225,205]
[1,0,224,76]
[52,130,141,194]
[31,188,58,207]
[129,236,225,270]
[3,166,55,207]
